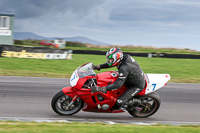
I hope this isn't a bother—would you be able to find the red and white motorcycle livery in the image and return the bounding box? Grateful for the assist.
[51,62,170,118]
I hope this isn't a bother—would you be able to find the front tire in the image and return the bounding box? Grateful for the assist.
[51,91,84,115]
[128,92,161,118]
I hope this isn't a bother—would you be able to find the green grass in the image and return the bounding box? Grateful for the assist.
[0,121,200,133]
[0,54,199,83]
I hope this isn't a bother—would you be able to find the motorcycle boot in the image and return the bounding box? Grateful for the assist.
[123,98,142,111]
[121,98,142,108]
[116,86,143,106]
[113,98,142,111]
[127,98,142,106]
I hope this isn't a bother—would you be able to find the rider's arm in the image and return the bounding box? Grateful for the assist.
[106,65,129,91]
[99,63,110,69]
[93,63,111,70]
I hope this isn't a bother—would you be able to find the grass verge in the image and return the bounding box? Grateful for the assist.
[0,54,199,83]
[0,121,200,133]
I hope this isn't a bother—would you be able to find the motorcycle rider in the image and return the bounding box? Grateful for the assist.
[92,47,146,109]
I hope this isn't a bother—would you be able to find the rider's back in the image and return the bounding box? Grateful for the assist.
[119,54,145,89]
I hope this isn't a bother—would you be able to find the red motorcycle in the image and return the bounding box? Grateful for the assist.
[51,62,170,118]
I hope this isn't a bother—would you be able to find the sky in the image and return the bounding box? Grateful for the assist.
[0,0,200,51]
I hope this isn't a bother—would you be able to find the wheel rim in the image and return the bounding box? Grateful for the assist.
[132,97,158,117]
[55,95,82,115]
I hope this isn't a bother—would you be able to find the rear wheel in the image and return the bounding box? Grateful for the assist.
[128,92,161,118]
[51,91,84,115]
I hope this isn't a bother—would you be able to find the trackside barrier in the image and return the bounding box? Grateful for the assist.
[73,50,200,59]
[0,45,73,60]
[158,53,200,59]
[73,50,149,57]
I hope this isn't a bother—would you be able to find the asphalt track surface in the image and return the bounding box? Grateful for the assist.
[0,76,200,124]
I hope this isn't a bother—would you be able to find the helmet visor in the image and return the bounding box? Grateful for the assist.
[107,58,114,66]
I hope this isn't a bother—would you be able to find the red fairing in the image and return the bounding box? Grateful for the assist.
[62,86,76,98]
[74,75,97,91]
[96,71,118,87]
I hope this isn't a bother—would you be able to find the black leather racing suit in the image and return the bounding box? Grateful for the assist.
[99,54,146,106]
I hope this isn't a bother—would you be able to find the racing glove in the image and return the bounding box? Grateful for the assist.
[91,86,107,94]
[92,65,100,71]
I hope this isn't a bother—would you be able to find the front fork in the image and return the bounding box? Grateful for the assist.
[67,95,78,108]
[62,86,78,108]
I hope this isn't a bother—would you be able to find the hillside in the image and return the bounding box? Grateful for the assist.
[14,32,110,46]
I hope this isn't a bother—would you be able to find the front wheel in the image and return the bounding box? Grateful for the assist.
[51,91,84,115]
[128,92,161,118]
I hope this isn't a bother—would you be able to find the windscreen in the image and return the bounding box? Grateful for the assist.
[77,62,96,78]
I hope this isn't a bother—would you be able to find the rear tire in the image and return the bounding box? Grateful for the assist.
[128,92,161,118]
[51,91,84,116]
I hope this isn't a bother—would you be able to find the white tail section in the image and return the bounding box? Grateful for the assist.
[145,74,170,95]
